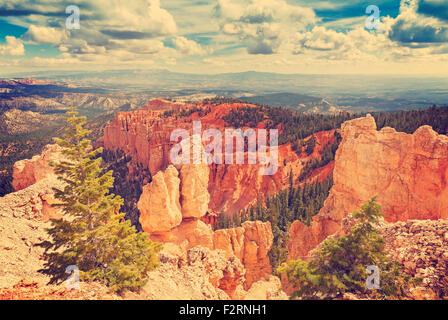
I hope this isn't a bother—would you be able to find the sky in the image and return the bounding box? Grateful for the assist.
[0,0,447,75]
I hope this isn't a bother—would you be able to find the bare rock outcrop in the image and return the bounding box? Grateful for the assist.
[138,164,213,247]
[179,163,210,219]
[12,144,62,191]
[244,276,288,300]
[0,176,65,288]
[381,219,448,299]
[288,115,448,260]
[130,245,246,300]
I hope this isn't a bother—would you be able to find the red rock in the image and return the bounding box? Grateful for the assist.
[103,100,335,215]
[214,221,274,288]
[287,115,448,260]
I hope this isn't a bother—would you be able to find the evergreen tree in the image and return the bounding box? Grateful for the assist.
[278,198,414,299]
[40,108,162,293]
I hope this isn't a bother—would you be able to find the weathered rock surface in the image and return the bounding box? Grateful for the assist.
[127,245,245,300]
[150,219,215,250]
[179,163,210,219]
[244,276,288,300]
[380,219,448,299]
[0,177,65,288]
[137,165,182,233]
[213,221,274,288]
[0,279,121,300]
[288,115,448,259]
[138,164,213,247]
[138,163,274,287]
[12,144,62,191]
[138,245,286,300]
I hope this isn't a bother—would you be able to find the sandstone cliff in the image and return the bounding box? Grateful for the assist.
[138,165,183,233]
[3,157,284,300]
[288,114,448,260]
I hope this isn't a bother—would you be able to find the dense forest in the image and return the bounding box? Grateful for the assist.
[215,174,333,271]
[222,104,448,147]
[373,105,448,134]
[298,131,341,181]
[222,105,354,145]
[162,106,212,118]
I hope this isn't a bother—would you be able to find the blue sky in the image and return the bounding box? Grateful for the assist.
[0,0,447,75]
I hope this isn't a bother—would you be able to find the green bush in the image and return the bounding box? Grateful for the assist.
[279,198,415,299]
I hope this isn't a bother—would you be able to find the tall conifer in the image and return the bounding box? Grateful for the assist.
[40,108,162,293]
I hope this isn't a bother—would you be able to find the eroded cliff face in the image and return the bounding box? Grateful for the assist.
[214,221,273,288]
[12,144,62,191]
[288,115,448,260]
[103,99,335,215]
[138,165,183,233]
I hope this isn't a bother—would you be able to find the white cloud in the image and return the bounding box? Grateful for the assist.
[215,0,316,54]
[0,36,25,56]
[109,39,165,54]
[388,0,448,44]
[1,0,181,63]
[172,37,210,56]
[23,25,68,45]
[94,0,177,36]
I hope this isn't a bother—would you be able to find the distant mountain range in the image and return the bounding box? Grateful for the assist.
[239,92,342,114]
[2,69,445,112]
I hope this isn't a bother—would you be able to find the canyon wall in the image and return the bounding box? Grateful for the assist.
[103,99,335,215]
[288,114,448,260]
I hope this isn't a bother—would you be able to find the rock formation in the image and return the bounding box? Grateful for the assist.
[128,245,245,300]
[179,162,210,219]
[102,99,335,215]
[137,165,182,233]
[12,144,62,191]
[138,164,274,287]
[214,221,274,288]
[124,244,287,300]
[244,276,288,300]
[288,114,448,260]
[0,279,123,300]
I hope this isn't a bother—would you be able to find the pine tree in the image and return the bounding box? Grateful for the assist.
[39,108,162,293]
[278,198,414,299]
